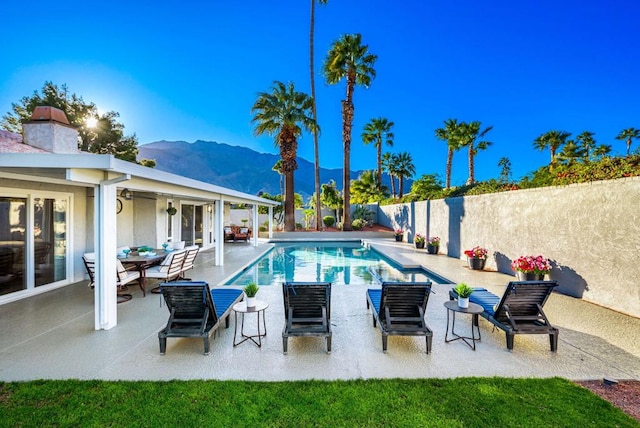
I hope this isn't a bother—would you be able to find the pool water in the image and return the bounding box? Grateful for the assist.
[225,242,449,286]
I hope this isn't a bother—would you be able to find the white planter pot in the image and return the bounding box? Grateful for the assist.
[246,296,256,308]
[458,297,469,309]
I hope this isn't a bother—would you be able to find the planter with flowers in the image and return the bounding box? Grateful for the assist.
[511,255,551,281]
[394,229,403,242]
[464,246,488,270]
[414,234,426,249]
[426,236,440,254]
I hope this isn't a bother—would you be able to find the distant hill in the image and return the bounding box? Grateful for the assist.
[137,140,408,199]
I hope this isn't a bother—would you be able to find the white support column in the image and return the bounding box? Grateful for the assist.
[268,206,273,239]
[214,199,223,266]
[94,183,119,330]
[252,204,258,246]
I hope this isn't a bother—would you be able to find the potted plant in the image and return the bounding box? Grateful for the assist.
[166,206,177,216]
[426,236,440,254]
[243,282,259,307]
[511,255,551,281]
[414,233,426,249]
[454,282,474,308]
[394,229,403,242]
[464,246,488,270]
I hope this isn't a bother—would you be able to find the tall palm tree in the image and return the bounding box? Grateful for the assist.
[576,131,596,159]
[382,152,397,198]
[394,151,415,198]
[434,118,461,189]
[456,121,493,185]
[615,128,640,155]
[323,33,377,230]
[251,81,318,231]
[362,117,394,186]
[309,0,328,230]
[533,130,571,165]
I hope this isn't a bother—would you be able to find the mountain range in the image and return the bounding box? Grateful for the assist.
[138,140,407,199]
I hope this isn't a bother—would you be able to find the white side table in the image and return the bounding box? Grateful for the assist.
[233,300,268,347]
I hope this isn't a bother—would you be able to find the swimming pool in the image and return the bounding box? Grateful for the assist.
[225,242,450,286]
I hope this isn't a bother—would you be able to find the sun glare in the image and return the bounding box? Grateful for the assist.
[85,117,98,129]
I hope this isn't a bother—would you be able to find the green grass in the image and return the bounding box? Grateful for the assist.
[1,377,637,427]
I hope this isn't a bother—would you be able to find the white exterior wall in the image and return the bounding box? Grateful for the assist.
[379,177,640,317]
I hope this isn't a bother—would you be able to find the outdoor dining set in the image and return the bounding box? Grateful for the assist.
[81,242,200,302]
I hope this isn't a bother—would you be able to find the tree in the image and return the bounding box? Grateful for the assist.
[382,152,397,198]
[256,192,284,227]
[456,121,493,185]
[272,159,284,198]
[557,140,586,165]
[593,144,612,160]
[350,170,388,204]
[321,179,343,224]
[324,33,377,230]
[498,157,512,184]
[309,0,329,231]
[410,174,443,201]
[1,81,146,163]
[576,131,596,160]
[434,118,462,189]
[533,130,571,165]
[394,151,415,198]
[615,128,640,155]
[362,117,394,186]
[251,81,318,232]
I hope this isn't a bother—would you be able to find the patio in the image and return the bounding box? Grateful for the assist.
[1,237,639,382]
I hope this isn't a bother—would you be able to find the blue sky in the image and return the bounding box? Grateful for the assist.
[2,1,639,186]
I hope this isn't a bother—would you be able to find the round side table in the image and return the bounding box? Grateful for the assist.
[444,300,483,350]
[233,300,268,347]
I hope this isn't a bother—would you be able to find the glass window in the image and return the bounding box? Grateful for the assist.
[34,198,67,287]
[0,197,27,295]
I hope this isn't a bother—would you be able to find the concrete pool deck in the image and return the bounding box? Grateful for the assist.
[1,236,639,382]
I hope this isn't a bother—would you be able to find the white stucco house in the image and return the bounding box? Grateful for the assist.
[0,107,278,329]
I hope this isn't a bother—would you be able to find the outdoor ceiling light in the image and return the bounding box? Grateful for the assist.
[120,188,132,200]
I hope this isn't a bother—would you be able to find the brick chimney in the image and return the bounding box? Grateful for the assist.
[22,106,80,154]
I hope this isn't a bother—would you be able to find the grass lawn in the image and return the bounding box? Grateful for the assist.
[1,377,638,427]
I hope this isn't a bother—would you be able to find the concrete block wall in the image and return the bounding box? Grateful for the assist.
[379,177,640,317]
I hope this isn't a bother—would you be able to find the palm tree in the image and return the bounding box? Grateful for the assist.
[394,151,415,198]
[557,140,586,165]
[576,131,596,159]
[350,170,388,204]
[434,118,462,189]
[324,33,377,230]
[615,128,640,155]
[593,144,612,159]
[533,130,571,165]
[382,152,397,198]
[251,81,318,231]
[309,0,328,231]
[321,179,342,224]
[362,117,394,186]
[456,121,493,185]
[498,157,512,184]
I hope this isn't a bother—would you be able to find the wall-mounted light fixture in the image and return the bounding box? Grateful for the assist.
[120,188,132,200]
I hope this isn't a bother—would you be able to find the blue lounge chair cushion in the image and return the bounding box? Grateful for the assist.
[468,287,500,316]
[367,289,382,314]
[212,288,243,318]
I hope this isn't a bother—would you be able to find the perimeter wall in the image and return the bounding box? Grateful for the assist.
[378,176,640,317]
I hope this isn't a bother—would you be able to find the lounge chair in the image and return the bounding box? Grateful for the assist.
[234,227,250,241]
[366,282,433,353]
[179,245,200,280]
[449,280,559,351]
[282,282,332,354]
[158,281,243,355]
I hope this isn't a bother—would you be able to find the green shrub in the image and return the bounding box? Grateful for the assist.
[323,216,335,227]
[295,222,304,230]
[351,218,367,230]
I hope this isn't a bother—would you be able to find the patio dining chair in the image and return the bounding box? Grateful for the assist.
[82,253,137,303]
[179,245,199,280]
[366,281,433,353]
[146,249,187,294]
[282,282,332,354]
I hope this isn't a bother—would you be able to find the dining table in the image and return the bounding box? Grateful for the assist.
[119,250,167,297]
